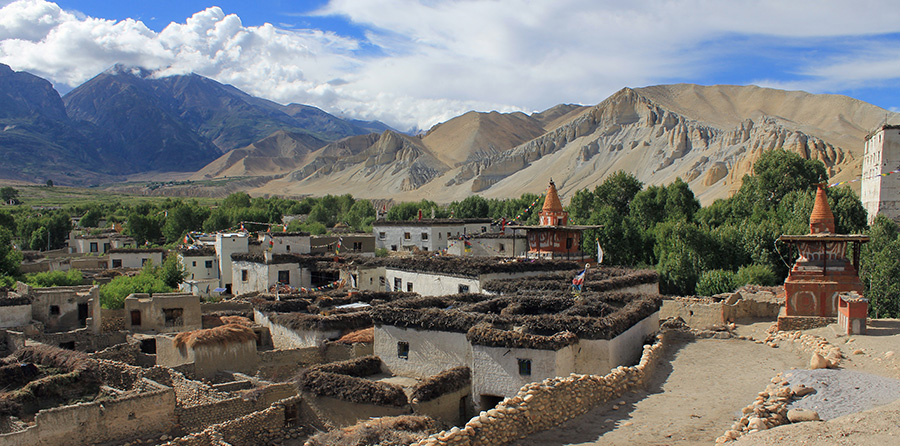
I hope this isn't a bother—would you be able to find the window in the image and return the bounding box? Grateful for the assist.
[447,232,452,239]
[379,232,386,240]
[556,218,564,226]
[112,259,122,268]
[141,258,150,266]
[192,261,197,267]
[49,305,60,316]
[131,310,142,326]
[380,277,386,287]
[394,277,402,291]
[458,284,470,294]
[353,242,363,251]
[241,269,249,282]
[90,242,98,252]
[391,245,397,251]
[278,270,290,284]
[286,245,291,252]
[407,282,413,292]
[398,341,410,359]
[104,243,111,252]
[164,308,184,327]
[481,226,487,233]
[404,232,411,240]
[498,243,505,252]
[421,232,428,240]
[518,359,532,376]
[205,260,213,268]
[439,232,442,240]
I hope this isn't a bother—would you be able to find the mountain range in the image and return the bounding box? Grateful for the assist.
[0,63,897,205]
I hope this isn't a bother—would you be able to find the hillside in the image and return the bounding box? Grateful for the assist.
[253,84,898,205]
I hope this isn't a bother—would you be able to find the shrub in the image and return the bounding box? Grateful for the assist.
[25,269,83,287]
[99,271,171,309]
[734,264,779,287]
[306,415,440,446]
[696,269,736,296]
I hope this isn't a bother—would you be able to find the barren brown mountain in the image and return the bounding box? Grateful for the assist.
[231,84,900,204]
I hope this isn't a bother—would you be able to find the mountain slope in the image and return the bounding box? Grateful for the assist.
[193,130,327,178]
[253,84,899,205]
[0,63,111,184]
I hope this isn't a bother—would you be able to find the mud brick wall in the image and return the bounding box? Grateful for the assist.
[411,331,668,446]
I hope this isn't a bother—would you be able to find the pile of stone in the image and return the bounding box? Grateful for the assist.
[716,371,820,443]
[759,323,843,368]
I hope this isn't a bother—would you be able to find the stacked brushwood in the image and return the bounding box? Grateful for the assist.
[372,292,661,346]
[0,294,30,307]
[0,345,101,418]
[173,323,258,349]
[410,367,471,403]
[353,257,581,277]
[482,267,658,293]
[269,311,372,332]
[297,356,407,407]
[305,415,440,446]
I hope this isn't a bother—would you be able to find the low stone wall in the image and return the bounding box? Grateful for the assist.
[200,302,253,314]
[101,309,125,332]
[411,331,667,446]
[165,395,302,446]
[412,385,472,426]
[301,392,412,428]
[662,289,782,330]
[175,383,298,434]
[0,378,175,446]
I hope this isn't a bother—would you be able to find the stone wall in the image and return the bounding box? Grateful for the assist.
[0,379,175,446]
[175,383,298,434]
[101,308,125,332]
[661,288,782,330]
[411,331,667,446]
[165,395,302,446]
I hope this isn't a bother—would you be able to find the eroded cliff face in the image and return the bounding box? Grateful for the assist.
[254,84,889,203]
[459,87,854,200]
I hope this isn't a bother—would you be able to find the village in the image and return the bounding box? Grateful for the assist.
[0,124,899,446]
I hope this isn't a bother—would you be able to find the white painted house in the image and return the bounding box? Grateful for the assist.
[108,248,164,269]
[230,253,309,296]
[373,218,493,253]
[862,125,900,224]
[178,246,220,297]
[69,231,135,254]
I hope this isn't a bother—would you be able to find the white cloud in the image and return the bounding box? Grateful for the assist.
[3,0,900,130]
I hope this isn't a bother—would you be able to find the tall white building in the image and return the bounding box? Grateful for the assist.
[862,125,900,224]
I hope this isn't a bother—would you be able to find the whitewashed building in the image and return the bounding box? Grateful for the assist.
[258,232,311,255]
[177,246,220,297]
[373,219,493,253]
[230,253,309,296]
[69,231,135,254]
[108,248,164,269]
[215,233,250,294]
[862,125,900,224]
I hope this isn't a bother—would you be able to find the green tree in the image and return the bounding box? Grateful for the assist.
[592,171,643,216]
[733,264,779,287]
[99,271,171,309]
[79,208,103,228]
[0,226,22,278]
[158,256,187,289]
[162,202,210,243]
[0,187,18,203]
[861,216,900,318]
[222,192,252,208]
[696,269,737,296]
[734,149,827,211]
[451,195,490,219]
[127,212,164,245]
[346,200,376,231]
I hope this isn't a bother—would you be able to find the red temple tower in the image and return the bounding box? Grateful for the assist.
[777,185,869,329]
[524,180,597,260]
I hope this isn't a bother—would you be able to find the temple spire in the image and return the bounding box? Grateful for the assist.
[810,185,836,234]
[542,180,563,213]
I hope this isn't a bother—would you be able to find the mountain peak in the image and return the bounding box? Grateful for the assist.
[102,64,155,79]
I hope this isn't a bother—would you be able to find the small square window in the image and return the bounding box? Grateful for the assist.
[89,242,98,252]
[379,232,386,240]
[286,245,291,252]
[421,232,428,240]
[112,259,122,268]
[518,359,532,376]
[192,261,197,267]
[398,341,409,359]
[141,258,149,266]
[353,242,363,250]
[458,284,470,294]
[499,243,505,252]
[406,282,413,292]
[394,277,402,291]
[49,305,60,316]
[205,260,213,268]
[278,270,290,284]
[391,245,397,251]
[404,232,411,240]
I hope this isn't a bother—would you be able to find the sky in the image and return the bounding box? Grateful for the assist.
[2,0,900,131]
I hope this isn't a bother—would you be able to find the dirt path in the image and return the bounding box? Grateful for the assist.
[515,336,806,446]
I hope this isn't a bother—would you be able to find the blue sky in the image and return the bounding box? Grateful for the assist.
[2,0,900,130]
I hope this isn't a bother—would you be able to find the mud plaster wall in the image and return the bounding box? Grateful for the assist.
[254,310,341,349]
[0,380,175,446]
[412,385,472,426]
[301,392,411,428]
[376,326,471,379]
[175,383,297,433]
[411,331,668,446]
[165,396,302,446]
